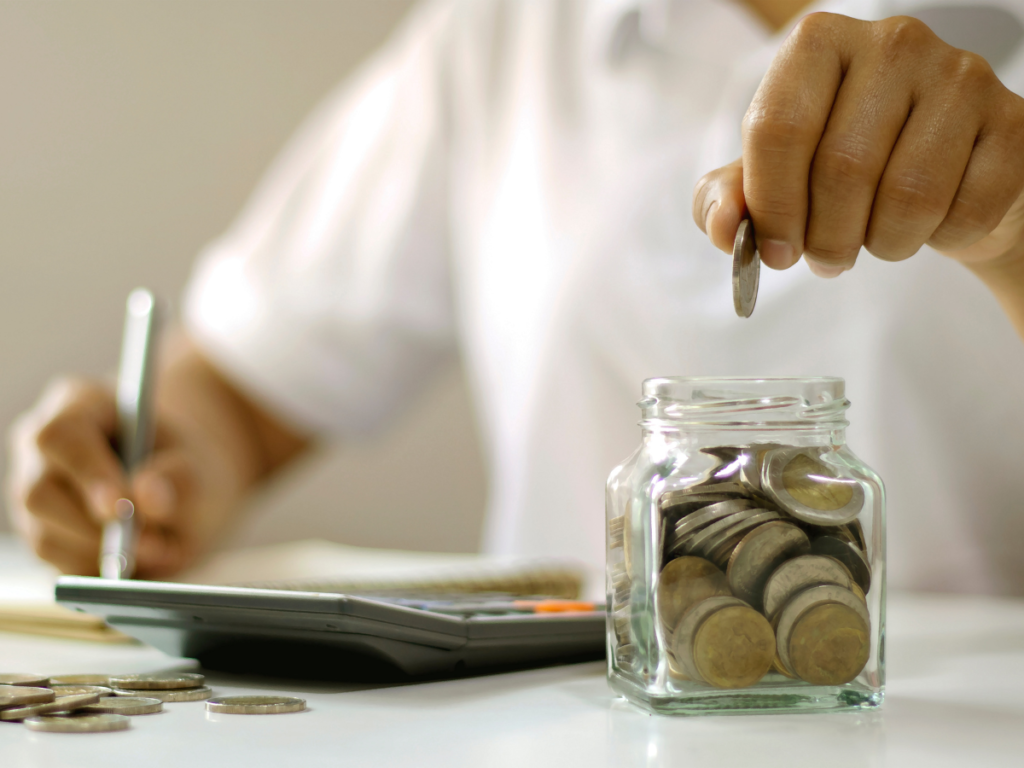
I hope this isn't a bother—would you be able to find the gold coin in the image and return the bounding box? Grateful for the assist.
[0,674,48,687]
[775,584,870,678]
[205,696,306,715]
[82,696,163,715]
[48,674,110,687]
[762,555,853,621]
[670,596,746,683]
[788,602,870,685]
[0,685,54,708]
[782,453,853,510]
[608,516,625,549]
[24,713,130,733]
[727,521,810,611]
[763,448,864,526]
[0,693,101,721]
[702,509,783,565]
[692,604,775,689]
[48,686,113,698]
[656,556,731,634]
[108,672,204,690]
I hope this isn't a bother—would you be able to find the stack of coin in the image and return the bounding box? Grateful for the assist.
[642,443,873,689]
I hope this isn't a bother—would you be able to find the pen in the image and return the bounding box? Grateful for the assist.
[99,288,160,580]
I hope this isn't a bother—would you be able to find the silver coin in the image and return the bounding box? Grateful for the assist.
[47,685,113,698]
[82,696,163,715]
[702,509,784,565]
[608,516,625,549]
[0,693,101,721]
[24,713,130,733]
[732,217,760,318]
[762,447,865,526]
[761,554,854,621]
[775,583,870,677]
[726,521,811,611]
[670,596,747,683]
[108,672,204,690]
[811,535,872,593]
[0,673,48,687]
[0,685,54,709]
[47,674,110,687]
[206,696,306,715]
[111,685,213,703]
[682,507,766,558]
[673,499,756,543]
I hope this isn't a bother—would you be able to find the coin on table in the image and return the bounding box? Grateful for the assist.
[48,685,113,698]
[0,693,101,721]
[727,521,811,611]
[692,602,775,689]
[48,674,110,686]
[82,697,163,715]
[775,583,870,681]
[762,447,864,526]
[810,535,872,594]
[108,672,204,690]
[670,595,747,683]
[24,713,130,733]
[762,554,854,621]
[112,685,213,703]
[732,217,760,317]
[0,685,54,708]
[206,696,306,715]
[0,673,48,687]
[656,556,731,634]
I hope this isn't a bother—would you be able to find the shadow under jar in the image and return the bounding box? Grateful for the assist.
[605,377,885,715]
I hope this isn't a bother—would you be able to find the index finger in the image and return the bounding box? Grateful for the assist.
[742,14,863,263]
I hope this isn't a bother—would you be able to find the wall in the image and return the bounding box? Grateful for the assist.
[0,0,488,554]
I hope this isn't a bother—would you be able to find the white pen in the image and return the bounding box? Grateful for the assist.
[99,288,160,580]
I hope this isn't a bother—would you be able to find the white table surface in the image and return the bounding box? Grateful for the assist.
[3,539,1024,767]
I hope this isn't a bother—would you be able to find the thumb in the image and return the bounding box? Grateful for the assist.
[692,158,799,270]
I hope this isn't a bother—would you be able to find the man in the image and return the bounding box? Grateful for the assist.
[8,0,1024,596]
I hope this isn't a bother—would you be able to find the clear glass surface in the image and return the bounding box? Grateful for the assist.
[606,377,885,715]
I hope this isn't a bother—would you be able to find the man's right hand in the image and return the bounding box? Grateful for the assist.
[5,336,310,578]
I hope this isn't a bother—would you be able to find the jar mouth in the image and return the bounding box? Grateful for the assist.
[639,376,849,428]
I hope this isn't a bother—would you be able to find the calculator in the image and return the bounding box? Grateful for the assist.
[55,576,606,678]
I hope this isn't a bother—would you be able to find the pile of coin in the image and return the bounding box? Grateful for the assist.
[608,443,873,689]
[0,671,308,732]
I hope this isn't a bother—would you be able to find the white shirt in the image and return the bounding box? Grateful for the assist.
[183,0,1024,596]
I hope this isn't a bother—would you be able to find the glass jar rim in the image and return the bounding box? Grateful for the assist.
[639,376,849,429]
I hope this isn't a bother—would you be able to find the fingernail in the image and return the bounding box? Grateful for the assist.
[704,201,719,235]
[806,258,846,279]
[759,239,798,270]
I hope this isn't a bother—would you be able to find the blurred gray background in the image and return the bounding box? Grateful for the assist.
[0,0,488,553]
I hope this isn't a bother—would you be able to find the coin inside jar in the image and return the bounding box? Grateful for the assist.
[692,603,775,689]
[763,448,865,526]
[788,601,870,685]
[670,595,747,684]
[810,535,872,593]
[775,583,870,681]
[680,506,764,556]
[762,554,854,621]
[656,556,731,634]
[727,521,811,611]
[702,509,783,565]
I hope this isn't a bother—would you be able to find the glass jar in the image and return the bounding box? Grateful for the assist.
[605,377,884,715]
